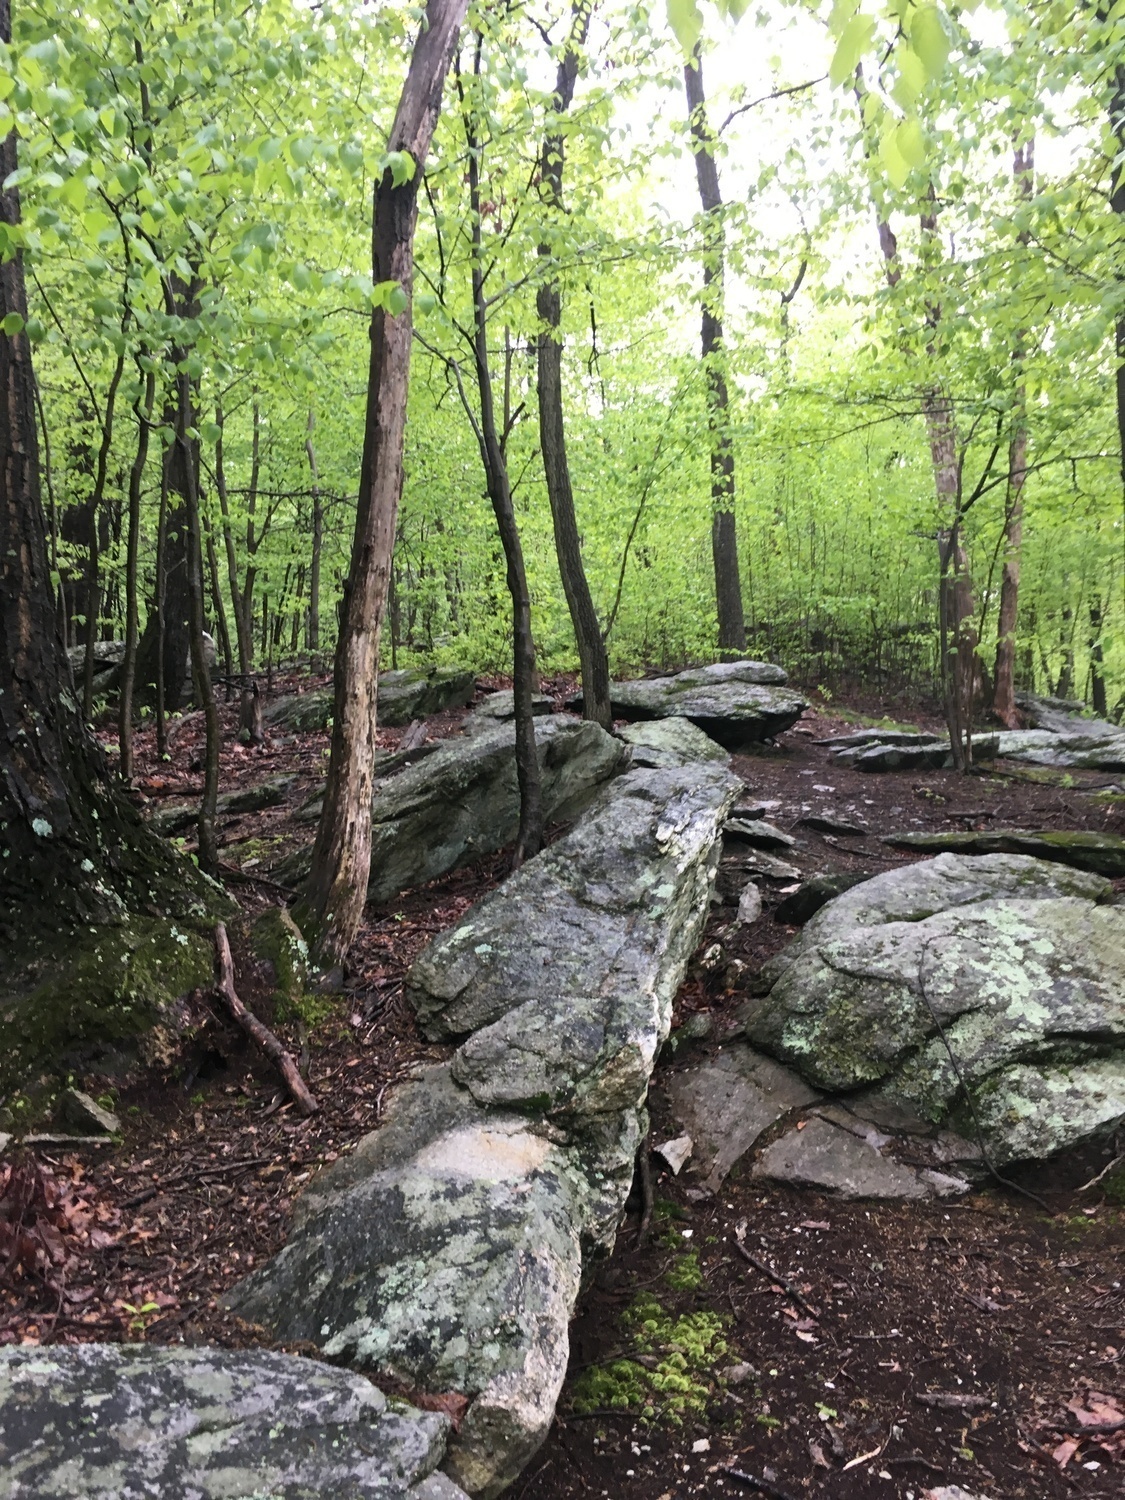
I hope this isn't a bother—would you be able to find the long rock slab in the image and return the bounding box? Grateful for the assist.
[228,764,739,1497]
[278,716,628,899]
[265,667,476,733]
[883,828,1125,878]
[0,1344,461,1500]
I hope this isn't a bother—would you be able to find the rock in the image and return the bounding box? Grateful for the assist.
[746,853,1125,1163]
[150,773,296,835]
[58,1088,119,1136]
[797,814,869,837]
[463,688,553,730]
[278,716,628,900]
[415,1475,473,1500]
[265,667,476,733]
[667,1043,819,1189]
[720,1362,757,1385]
[569,661,807,749]
[65,639,127,673]
[820,728,944,748]
[0,1343,455,1499]
[252,906,311,1016]
[724,818,795,849]
[751,1116,964,1199]
[882,828,1125,878]
[725,849,801,882]
[924,1489,996,1500]
[988,727,1125,770]
[0,1132,12,1156]
[737,882,763,925]
[843,741,954,772]
[618,718,730,768]
[410,762,740,1042]
[773,873,872,925]
[655,1133,693,1174]
[1015,692,1120,737]
[230,763,738,1498]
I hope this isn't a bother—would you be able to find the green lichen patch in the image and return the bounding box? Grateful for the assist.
[569,1292,729,1422]
[250,906,326,1024]
[0,918,215,1094]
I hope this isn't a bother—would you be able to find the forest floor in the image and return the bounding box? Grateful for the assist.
[2,670,1123,1500]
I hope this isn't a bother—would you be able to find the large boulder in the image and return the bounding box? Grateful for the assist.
[617,718,730,768]
[570,661,807,749]
[0,1344,462,1500]
[278,716,628,900]
[265,667,476,733]
[743,854,1125,1163]
[1015,693,1121,738]
[228,763,739,1497]
[988,728,1125,771]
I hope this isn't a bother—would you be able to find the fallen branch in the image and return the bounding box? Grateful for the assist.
[724,1467,799,1500]
[734,1223,820,1319]
[916,1391,993,1411]
[212,923,317,1116]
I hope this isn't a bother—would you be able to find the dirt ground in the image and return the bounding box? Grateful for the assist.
[2,670,1122,1499]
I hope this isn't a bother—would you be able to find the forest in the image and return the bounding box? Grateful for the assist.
[1,2,1124,1499]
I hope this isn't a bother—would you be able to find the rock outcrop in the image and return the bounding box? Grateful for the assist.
[617,718,730,768]
[227,763,740,1497]
[278,716,627,900]
[883,828,1125,878]
[571,661,807,749]
[0,1344,464,1500]
[265,667,476,733]
[741,853,1125,1163]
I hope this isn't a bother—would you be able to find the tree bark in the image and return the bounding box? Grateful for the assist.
[118,369,155,779]
[684,44,746,657]
[536,2,612,729]
[1107,31,1125,645]
[81,348,126,719]
[0,0,201,954]
[993,138,1034,728]
[305,407,323,653]
[461,47,543,863]
[297,0,470,966]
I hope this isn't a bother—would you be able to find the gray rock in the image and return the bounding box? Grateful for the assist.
[736,882,763,925]
[883,828,1125,878]
[774,873,872,925]
[724,818,795,849]
[1015,693,1119,737]
[988,727,1125,770]
[746,854,1125,1162]
[820,728,944,749]
[570,661,806,749]
[463,689,553,731]
[751,1116,959,1199]
[842,740,954,772]
[0,1344,451,1499]
[618,718,730,768]
[667,1043,819,1189]
[150,773,296,835]
[65,639,127,672]
[231,763,738,1498]
[797,814,869,837]
[278,716,627,899]
[412,1475,472,1500]
[58,1088,119,1136]
[725,849,801,882]
[923,1489,995,1500]
[410,763,741,1041]
[265,667,476,733]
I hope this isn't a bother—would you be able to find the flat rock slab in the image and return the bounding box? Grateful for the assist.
[751,1116,965,1199]
[0,1344,457,1500]
[842,741,954,772]
[151,773,296,835]
[463,689,554,731]
[666,1043,818,1189]
[618,718,730,768]
[410,763,741,1043]
[278,716,627,899]
[798,814,869,837]
[1016,693,1120,738]
[773,873,871,925]
[265,667,476,733]
[883,828,1125,878]
[988,728,1125,770]
[231,763,738,1498]
[746,853,1125,1163]
[570,661,806,749]
[820,728,944,748]
[724,818,795,849]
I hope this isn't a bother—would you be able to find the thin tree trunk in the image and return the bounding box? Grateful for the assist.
[298,0,470,966]
[684,44,746,657]
[461,45,543,862]
[206,522,233,697]
[154,445,169,756]
[215,400,259,733]
[305,407,323,652]
[1089,597,1108,716]
[1108,31,1125,626]
[993,138,1034,728]
[118,369,155,779]
[82,348,126,719]
[536,1,612,728]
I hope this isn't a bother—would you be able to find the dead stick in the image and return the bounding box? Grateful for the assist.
[734,1236,820,1320]
[212,923,317,1116]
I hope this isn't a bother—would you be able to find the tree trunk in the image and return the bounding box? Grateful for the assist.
[684,44,746,657]
[133,425,192,711]
[297,0,470,966]
[118,369,155,779]
[1108,39,1125,633]
[536,2,612,729]
[993,138,1034,729]
[306,407,323,653]
[1089,597,1108,716]
[0,0,201,954]
[81,348,125,719]
[461,45,543,863]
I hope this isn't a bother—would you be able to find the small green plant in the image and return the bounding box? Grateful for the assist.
[665,1249,703,1292]
[120,1300,160,1337]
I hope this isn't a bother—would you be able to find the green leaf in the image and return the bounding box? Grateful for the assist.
[880,129,909,189]
[340,140,364,174]
[895,117,926,169]
[1,311,24,336]
[829,14,875,88]
[383,150,415,188]
[911,5,950,82]
[386,283,408,316]
[290,136,316,166]
[115,161,140,194]
[667,0,703,56]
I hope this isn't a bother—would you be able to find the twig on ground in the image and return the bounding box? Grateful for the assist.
[916,1391,993,1411]
[212,923,317,1116]
[724,1467,800,1500]
[734,1223,819,1319]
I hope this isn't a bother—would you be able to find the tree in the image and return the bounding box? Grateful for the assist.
[297,0,470,966]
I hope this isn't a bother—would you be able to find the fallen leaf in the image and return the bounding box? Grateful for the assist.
[1052,1438,1080,1468]
[799,1220,830,1231]
[808,1440,831,1469]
